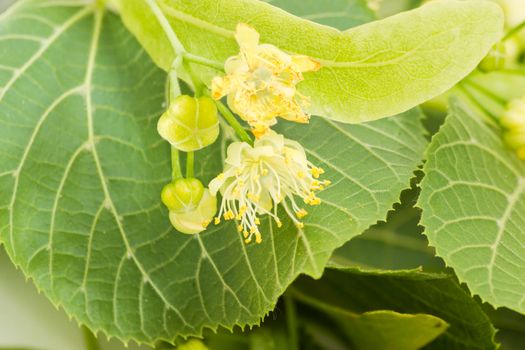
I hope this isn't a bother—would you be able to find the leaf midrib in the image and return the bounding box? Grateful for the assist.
[83,7,194,333]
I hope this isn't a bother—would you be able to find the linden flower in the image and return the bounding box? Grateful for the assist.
[501,96,525,159]
[208,131,330,244]
[211,23,321,138]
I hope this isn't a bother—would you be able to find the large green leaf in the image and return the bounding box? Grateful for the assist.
[293,268,497,349]
[419,100,525,314]
[118,0,503,123]
[330,178,444,271]
[288,289,448,350]
[0,0,427,344]
[266,0,376,30]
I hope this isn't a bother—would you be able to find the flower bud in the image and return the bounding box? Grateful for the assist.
[169,189,217,234]
[158,95,219,151]
[161,178,204,213]
[501,97,525,160]
[479,40,520,72]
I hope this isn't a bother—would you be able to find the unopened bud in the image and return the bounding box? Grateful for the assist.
[158,95,219,151]
[161,178,204,213]
[169,189,217,234]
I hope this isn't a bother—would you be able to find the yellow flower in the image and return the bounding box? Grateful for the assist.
[212,23,321,138]
[502,96,525,160]
[208,131,329,243]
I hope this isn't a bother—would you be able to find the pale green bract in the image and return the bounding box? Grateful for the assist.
[342,311,447,350]
[419,100,525,314]
[118,0,503,123]
[0,0,428,343]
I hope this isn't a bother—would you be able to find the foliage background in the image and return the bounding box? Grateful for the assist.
[0,0,524,349]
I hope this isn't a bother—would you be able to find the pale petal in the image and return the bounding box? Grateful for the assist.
[291,55,321,72]
[235,23,260,51]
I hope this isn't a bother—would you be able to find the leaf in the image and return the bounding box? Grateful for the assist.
[484,307,525,350]
[289,286,447,350]
[118,0,504,123]
[419,99,525,314]
[376,0,424,18]
[265,0,376,30]
[330,177,444,271]
[0,0,427,344]
[293,268,497,349]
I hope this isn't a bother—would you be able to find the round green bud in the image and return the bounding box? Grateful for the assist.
[161,178,204,213]
[169,189,217,234]
[158,95,220,151]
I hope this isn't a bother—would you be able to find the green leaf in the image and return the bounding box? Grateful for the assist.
[455,70,525,123]
[0,0,427,344]
[289,286,447,350]
[265,0,376,30]
[376,0,424,18]
[419,99,525,314]
[330,178,444,271]
[293,268,497,349]
[118,0,504,123]
[485,307,525,350]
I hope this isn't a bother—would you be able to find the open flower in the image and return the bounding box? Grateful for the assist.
[212,23,321,138]
[209,131,329,243]
[501,96,525,159]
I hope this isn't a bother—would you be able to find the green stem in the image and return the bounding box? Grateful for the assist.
[284,294,299,350]
[186,151,194,178]
[145,0,223,90]
[145,0,185,56]
[215,101,253,144]
[287,287,359,318]
[171,147,183,180]
[169,56,183,100]
[503,20,525,41]
[82,326,100,350]
[185,52,224,71]
[456,84,500,126]
[463,78,507,105]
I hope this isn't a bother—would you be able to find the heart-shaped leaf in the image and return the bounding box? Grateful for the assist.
[0,0,426,344]
[419,99,525,314]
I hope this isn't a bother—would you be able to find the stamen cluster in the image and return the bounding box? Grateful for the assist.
[212,23,320,138]
[209,132,329,243]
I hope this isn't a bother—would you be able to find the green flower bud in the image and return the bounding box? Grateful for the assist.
[161,178,204,213]
[169,189,217,234]
[501,96,525,160]
[479,40,520,72]
[158,95,219,151]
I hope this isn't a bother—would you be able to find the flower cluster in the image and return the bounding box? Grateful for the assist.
[209,132,329,244]
[159,23,327,243]
[212,23,320,138]
[501,96,525,160]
